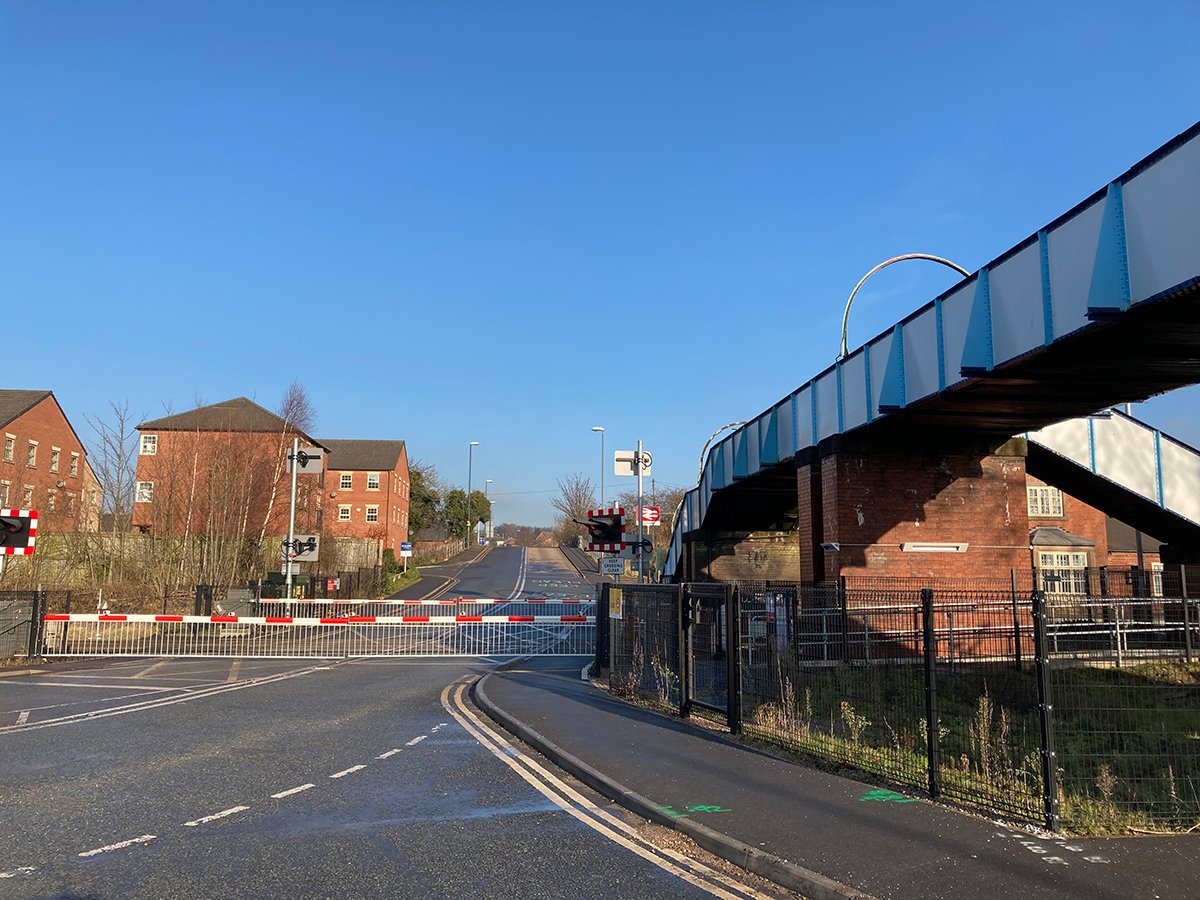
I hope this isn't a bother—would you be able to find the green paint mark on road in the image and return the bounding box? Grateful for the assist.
[656,804,732,819]
[859,789,921,804]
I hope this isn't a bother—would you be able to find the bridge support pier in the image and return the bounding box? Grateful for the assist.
[804,431,1030,580]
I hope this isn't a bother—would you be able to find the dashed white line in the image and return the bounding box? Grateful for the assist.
[0,866,35,879]
[376,749,403,759]
[15,710,29,725]
[405,735,427,746]
[184,805,249,827]
[329,764,366,779]
[271,783,315,799]
[78,835,156,858]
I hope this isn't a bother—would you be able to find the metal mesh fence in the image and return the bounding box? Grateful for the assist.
[599,574,1200,832]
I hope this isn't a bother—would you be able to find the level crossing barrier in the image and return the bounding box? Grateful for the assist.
[39,612,595,659]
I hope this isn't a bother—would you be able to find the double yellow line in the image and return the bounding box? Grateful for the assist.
[440,677,773,900]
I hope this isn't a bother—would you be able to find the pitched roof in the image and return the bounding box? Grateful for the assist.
[320,439,406,472]
[0,390,52,428]
[139,397,319,442]
[1030,525,1096,548]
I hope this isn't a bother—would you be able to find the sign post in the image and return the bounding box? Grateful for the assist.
[400,541,413,573]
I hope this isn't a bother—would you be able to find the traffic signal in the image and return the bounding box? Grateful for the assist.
[0,509,37,555]
[577,507,624,551]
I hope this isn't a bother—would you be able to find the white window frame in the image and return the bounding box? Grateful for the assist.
[338,504,352,522]
[135,481,154,504]
[339,473,353,491]
[26,440,37,468]
[47,491,55,513]
[365,504,379,523]
[366,473,380,491]
[1027,485,1063,518]
[140,434,158,456]
[50,446,60,473]
[70,452,79,478]
[22,485,34,507]
[66,493,75,517]
[1038,550,1089,595]
[0,480,8,507]
[3,434,13,463]
[1151,562,1165,598]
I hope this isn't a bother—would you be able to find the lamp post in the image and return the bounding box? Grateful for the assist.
[485,479,493,539]
[591,426,605,508]
[467,441,479,551]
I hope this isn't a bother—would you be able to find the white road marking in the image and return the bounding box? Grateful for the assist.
[0,866,35,879]
[78,834,156,858]
[442,680,773,900]
[15,710,29,725]
[1,681,175,692]
[376,749,403,759]
[405,735,427,746]
[272,783,315,799]
[329,765,365,779]
[132,659,172,679]
[226,659,242,683]
[184,805,249,827]
[1,665,336,733]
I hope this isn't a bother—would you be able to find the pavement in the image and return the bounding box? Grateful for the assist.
[474,659,1198,900]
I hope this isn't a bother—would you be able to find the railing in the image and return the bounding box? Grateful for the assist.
[40,613,595,658]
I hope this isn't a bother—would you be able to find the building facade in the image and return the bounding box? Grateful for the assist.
[320,440,410,551]
[0,390,100,532]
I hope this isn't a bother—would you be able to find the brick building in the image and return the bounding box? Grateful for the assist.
[0,390,100,531]
[319,440,410,551]
[132,397,325,539]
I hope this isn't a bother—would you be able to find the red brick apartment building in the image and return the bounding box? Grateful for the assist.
[0,390,100,531]
[133,398,411,551]
[319,440,410,551]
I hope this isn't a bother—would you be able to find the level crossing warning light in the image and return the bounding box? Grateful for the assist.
[0,509,37,555]
[575,507,625,552]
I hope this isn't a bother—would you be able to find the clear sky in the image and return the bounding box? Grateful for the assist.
[4,2,1199,527]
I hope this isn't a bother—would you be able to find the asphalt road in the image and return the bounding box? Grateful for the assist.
[0,548,781,899]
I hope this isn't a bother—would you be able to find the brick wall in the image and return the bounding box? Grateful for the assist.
[1,394,99,532]
[323,447,411,551]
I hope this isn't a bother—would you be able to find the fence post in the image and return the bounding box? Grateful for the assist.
[162,584,169,615]
[678,584,692,719]
[26,590,46,658]
[726,584,742,734]
[839,575,850,662]
[921,588,940,800]
[1182,567,1192,664]
[596,583,610,671]
[1031,590,1061,831]
[1010,568,1023,672]
[193,584,204,617]
[62,590,72,654]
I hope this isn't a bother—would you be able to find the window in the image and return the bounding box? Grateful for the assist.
[67,494,75,517]
[338,504,351,522]
[365,505,379,523]
[1151,562,1165,598]
[0,481,8,507]
[135,481,154,503]
[339,473,353,491]
[70,453,79,478]
[3,435,12,462]
[47,491,56,513]
[27,441,37,467]
[50,447,60,472]
[1027,486,1063,518]
[22,485,33,507]
[140,434,157,456]
[1038,551,1089,595]
[367,473,380,491]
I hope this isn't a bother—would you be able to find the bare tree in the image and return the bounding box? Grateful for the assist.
[550,473,596,543]
[85,401,140,531]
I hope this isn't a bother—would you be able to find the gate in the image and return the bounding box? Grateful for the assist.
[35,597,595,659]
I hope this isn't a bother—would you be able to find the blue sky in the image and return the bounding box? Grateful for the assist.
[4,2,1199,527]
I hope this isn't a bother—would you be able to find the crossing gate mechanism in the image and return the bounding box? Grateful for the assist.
[38,607,596,659]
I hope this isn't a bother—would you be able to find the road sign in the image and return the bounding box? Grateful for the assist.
[286,447,324,474]
[281,534,319,562]
[0,509,37,555]
[575,507,624,551]
[613,449,652,477]
[600,557,625,575]
[400,541,413,558]
[640,506,661,526]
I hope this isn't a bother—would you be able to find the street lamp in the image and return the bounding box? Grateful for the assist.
[467,441,479,550]
[591,426,605,508]
[485,479,494,539]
